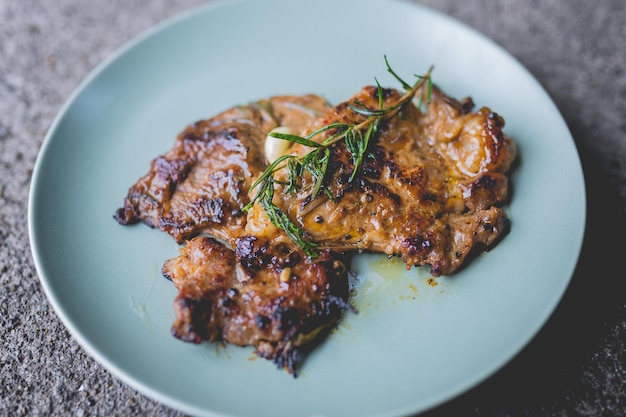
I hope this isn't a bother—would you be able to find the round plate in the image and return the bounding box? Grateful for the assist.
[29,0,586,416]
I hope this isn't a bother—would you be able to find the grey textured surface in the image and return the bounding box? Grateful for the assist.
[1,0,624,416]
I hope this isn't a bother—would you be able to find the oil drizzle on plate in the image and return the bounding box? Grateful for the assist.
[348,253,444,313]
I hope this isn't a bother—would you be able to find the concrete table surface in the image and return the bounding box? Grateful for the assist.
[1,0,624,416]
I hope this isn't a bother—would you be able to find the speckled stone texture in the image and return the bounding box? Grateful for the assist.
[0,0,624,416]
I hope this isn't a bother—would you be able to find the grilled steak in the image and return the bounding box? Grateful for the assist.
[162,235,348,375]
[247,85,516,276]
[115,81,516,374]
[114,94,331,244]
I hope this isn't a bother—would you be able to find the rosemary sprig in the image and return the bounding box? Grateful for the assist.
[256,176,319,257]
[244,57,434,258]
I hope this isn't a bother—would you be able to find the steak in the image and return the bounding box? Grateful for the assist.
[248,85,516,275]
[115,82,516,374]
[161,235,348,375]
[115,94,331,244]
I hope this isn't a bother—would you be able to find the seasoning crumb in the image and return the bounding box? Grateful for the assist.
[280,267,291,282]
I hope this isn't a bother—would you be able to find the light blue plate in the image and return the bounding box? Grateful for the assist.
[28,0,586,416]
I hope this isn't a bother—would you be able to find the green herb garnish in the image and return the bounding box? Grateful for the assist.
[244,57,433,258]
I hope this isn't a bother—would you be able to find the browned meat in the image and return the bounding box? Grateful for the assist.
[114,94,330,244]
[247,85,516,276]
[115,81,516,375]
[114,93,350,374]
[161,235,349,375]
